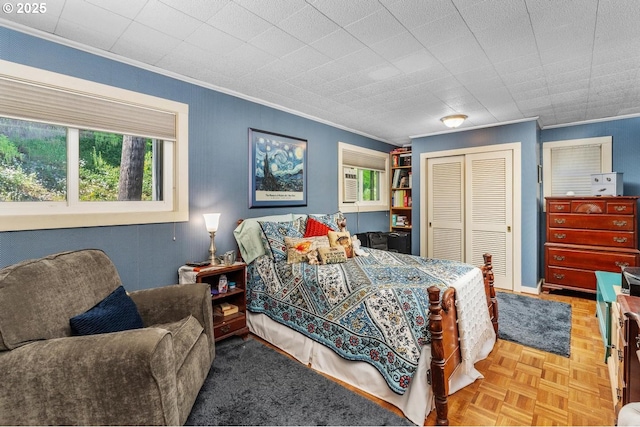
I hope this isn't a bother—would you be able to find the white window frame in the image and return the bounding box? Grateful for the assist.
[542,136,612,210]
[0,60,189,231]
[338,142,389,213]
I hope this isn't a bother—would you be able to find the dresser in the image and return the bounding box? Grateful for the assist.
[544,196,640,293]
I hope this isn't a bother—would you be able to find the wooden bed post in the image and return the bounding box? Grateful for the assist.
[428,286,452,426]
[482,253,498,333]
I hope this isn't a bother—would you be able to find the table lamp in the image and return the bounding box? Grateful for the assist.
[203,213,221,265]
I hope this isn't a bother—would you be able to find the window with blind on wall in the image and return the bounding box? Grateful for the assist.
[338,142,389,213]
[0,60,189,231]
[542,136,612,202]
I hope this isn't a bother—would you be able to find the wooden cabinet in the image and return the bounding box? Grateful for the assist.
[615,295,640,415]
[195,263,249,342]
[390,148,412,231]
[544,196,640,293]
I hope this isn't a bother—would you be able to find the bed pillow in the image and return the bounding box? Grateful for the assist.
[328,230,354,258]
[285,236,330,264]
[304,217,333,237]
[70,286,143,336]
[318,246,348,264]
[233,214,294,264]
[259,220,304,262]
[309,212,345,232]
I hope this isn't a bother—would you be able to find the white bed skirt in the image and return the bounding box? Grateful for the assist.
[248,311,493,425]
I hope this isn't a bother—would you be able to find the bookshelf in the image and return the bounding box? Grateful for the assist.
[390,147,412,231]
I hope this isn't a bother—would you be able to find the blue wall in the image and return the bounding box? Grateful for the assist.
[412,121,541,289]
[0,27,394,289]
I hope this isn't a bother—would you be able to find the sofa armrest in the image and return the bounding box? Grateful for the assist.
[0,329,179,426]
[129,283,214,360]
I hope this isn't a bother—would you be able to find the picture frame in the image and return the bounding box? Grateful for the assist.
[248,128,307,208]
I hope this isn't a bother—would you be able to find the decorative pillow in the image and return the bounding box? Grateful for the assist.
[292,216,307,235]
[328,230,354,258]
[304,217,333,237]
[259,220,304,262]
[70,286,144,336]
[318,246,348,264]
[285,236,330,264]
[309,212,345,232]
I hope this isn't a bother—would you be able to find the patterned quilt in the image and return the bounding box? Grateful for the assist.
[246,248,479,394]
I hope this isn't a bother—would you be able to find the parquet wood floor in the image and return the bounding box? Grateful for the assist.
[254,290,617,426]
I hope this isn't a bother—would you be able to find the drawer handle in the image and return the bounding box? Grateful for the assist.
[613,237,628,243]
[619,349,624,362]
[554,273,565,280]
[616,261,630,268]
[554,233,566,239]
[554,218,566,224]
[613,220,628,227]
[220,325,231,334]
[555,205,566,211]
[615,205,628,212]
[553,255,566,261]
[617,387,622,401]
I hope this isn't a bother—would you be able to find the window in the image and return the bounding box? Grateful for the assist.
[338,142,389,213]
[0,60,188,231]
[542,136,612,202]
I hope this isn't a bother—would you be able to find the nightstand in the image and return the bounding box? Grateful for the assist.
[184,262,249,342]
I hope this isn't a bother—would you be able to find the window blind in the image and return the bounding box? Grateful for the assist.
[550,144,601,196]
[342,148,386,171]
[0,76,176,140]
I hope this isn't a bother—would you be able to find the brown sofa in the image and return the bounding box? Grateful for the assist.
[0,249,215,425]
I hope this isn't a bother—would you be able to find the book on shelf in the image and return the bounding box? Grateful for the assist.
[214,302,239,316]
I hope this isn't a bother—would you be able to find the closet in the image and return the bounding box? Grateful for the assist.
[425,146,516,291]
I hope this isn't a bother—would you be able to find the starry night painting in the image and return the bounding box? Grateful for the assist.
[249,128,307,208]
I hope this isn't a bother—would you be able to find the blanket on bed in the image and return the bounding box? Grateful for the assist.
[246,248,487,394]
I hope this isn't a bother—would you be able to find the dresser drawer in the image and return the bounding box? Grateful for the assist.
[548,228,636,248]
[546,266,596,291]
[572,200,606,214]
[548,201,571,212]
[607,200,636,215]
[547,246,639,271]
[548,214,635,231]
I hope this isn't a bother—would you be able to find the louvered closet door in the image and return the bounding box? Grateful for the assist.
[427,156,465,261]
[465,150,513,290]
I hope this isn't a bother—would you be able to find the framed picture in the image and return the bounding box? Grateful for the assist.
[249,128,307,208]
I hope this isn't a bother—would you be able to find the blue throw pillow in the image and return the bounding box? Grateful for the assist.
[70,286,144,336]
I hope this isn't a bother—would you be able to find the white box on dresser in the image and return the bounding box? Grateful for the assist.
[592,172,623,196]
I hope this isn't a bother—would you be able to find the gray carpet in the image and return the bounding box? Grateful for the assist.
[186,336,413,426]
[496,291,572,357]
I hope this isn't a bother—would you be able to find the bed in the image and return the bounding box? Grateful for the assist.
[233,213,498,425]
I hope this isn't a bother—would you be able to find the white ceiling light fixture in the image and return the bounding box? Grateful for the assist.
[440,114,468,128]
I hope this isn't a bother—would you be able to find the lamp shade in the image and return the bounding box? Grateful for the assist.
[440,114,467,128]
[203,213,221,232]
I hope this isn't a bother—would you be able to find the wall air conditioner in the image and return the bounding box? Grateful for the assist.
[343,167,358,203]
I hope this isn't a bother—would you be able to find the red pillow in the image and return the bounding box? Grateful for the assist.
[304,217,332,237]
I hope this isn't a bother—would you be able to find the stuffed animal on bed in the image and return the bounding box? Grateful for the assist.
[306,249,320,265]
[351,235,369,257]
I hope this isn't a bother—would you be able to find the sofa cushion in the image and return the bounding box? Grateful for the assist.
[153,315,204,371]
[0,249,122,350]
[70,286,144,336]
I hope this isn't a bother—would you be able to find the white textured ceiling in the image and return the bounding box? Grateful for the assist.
[2,0,640,145]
